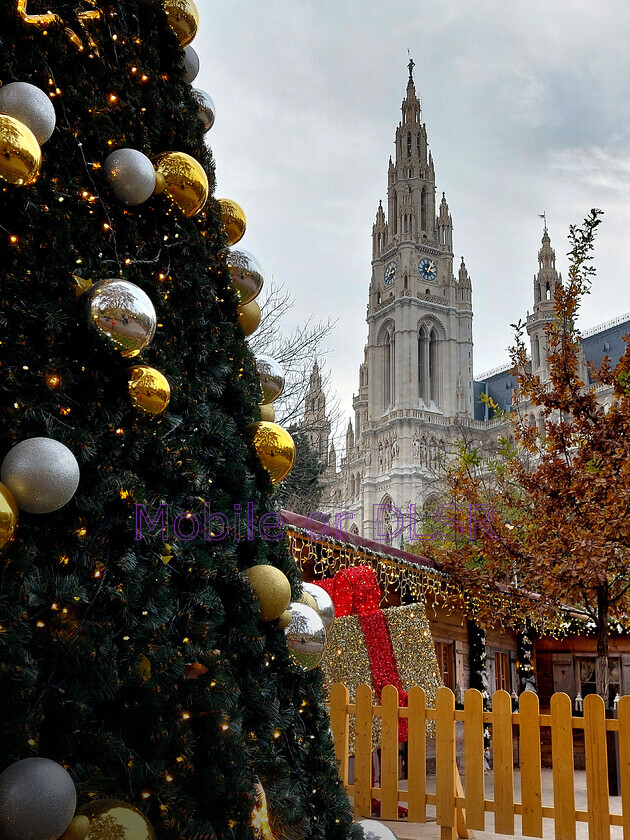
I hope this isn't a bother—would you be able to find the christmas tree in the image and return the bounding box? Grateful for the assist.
[0,2,354,838]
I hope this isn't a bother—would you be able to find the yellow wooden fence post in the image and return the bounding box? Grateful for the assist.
[550,692,576,840]
[463,688,485,831]
[436,686,456,840]
[584,693,610,840]
[616,695,630,840]
[330,683,350,787]
[380,685,400,820]
[493,689,515,835]
[407,686,427,823]
[519,689,543,837]
[354,683,374,818]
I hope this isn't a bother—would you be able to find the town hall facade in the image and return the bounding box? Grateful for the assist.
[302,63,629,542]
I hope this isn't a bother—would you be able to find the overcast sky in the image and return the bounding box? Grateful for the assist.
[195,0,630,449]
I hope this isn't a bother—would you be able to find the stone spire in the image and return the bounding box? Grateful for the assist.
[300,361,330,463]
[437,191,452,249]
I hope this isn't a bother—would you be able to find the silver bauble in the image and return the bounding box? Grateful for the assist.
[0,82,56,144]
[226,249,264,305]
[356,820,399,840]
[284,602,327,671]
[1,438,80,514]
[103,148,156,206]
[256,355,285,405]
[192,88,215,132]
[302,582,335,631]
[0,757,76,840]
[182,45,200,84]
[84,278,156,357]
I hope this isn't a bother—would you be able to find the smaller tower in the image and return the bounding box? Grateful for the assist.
[372,200,388,258]
[437,192,452,250]
[301,362,331,463]
[527,220,561,380]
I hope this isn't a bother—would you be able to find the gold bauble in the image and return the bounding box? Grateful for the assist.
[244,565,291,622]
[163,0,199,46]
[237,300,261,336]
[77,800,155,840]
[0,481,18,551]
[259,403,275,422]
[153,151,208,217]
[153,170,166,195]
[218,198,246,246]
[245,422,295,484]
[60,816,90,840]
[0,114,41,186]
[297,591,318,612]
[127,365,171,415]
[277,610,292,630]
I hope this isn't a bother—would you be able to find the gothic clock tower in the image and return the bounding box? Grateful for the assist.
[334,63,476,539]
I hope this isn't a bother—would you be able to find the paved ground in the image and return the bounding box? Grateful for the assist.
[375,769,623,840]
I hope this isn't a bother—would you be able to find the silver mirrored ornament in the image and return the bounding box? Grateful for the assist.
[256,355,284,405]
[0,757,76,840]
[283,602,327,671]
[0,82,56,144]
[302,582,335,631]
[103,148,156,206]
[356,820,399,840]
[226,249,264,305]
[1,437,80,515]
[85,278,156,357]
[192,88,216,133]
[182,45,200,84]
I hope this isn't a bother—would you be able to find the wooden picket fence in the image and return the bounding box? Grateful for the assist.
[329,683,630,840]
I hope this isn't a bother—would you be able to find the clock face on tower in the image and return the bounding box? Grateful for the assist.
[384,261,397,285]
[418,257,438,281]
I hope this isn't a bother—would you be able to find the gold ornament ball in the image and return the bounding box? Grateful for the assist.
[244,565,291,622]
[153,170,166,195]
[277,610,292,630]
[0,114,41,186]
[259,403,275,422]
[127,366,171,415]
[163,0,199,46]
[154,151,208,217]
[77,800,155,840]
[297,591,318,612]
[245,422,295,484]
[60,816,90,840]
[0,481,18,552]
[237,300,261,336]
[218,198,246,246]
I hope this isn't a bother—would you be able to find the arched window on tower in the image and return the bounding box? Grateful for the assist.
[417,133,421,158]
[533,335,540,370]
[546,282,551,301]
[404,274,408,289]
[393,192,398,234]
[420,188,427,231]
[429,328,439,404]
[418,323,440,407]
[407,131,412,157]
[382,327,395,411]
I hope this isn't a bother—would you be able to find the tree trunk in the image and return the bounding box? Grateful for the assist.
[595,584,610,705]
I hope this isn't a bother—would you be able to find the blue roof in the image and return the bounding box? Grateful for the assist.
[474,318,630,421]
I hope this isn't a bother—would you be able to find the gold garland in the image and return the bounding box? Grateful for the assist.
[286,526,572,637]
